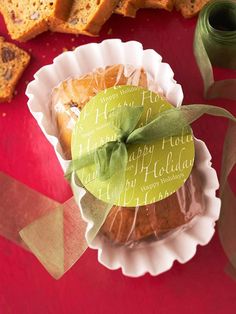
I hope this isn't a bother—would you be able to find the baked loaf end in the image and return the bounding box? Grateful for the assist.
[101,167,204,245]
[0,0,72,42]
[175,0,210,18]
[50,0,119,36]
[0,37,30,102]
[51,64,148,159]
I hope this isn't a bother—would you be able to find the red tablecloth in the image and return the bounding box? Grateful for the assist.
[0,8,236,314]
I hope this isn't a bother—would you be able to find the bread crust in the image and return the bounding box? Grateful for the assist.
[175,0,210,18]
[115,0,173,17]
[115,0,143,17]
[143,0,174,11]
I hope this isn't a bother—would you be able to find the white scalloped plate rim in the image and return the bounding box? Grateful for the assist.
[26,39,221,277]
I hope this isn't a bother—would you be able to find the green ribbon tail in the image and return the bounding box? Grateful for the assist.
[70,142,128,245]
[65,151,95,181]
[178,105,236,123]
[126,107,191,144]
[70,172,113,244]
[218,122,236,277]
[194,0,236,100]
[66,106,136,244]
[127,105,236,145]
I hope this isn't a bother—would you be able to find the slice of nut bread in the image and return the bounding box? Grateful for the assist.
[0,0,72,41]
[0,37,30,102]
[50,0,119,36]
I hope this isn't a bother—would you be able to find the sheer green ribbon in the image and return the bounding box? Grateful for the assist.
[218,121,236,277]
[194,0,236,279]
[67,104,236,246]
[194,0,236,100]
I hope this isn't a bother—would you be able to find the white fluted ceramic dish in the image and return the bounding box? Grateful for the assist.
[26,39,221,277]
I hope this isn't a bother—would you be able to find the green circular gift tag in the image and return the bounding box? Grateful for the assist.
[72,86,195,207]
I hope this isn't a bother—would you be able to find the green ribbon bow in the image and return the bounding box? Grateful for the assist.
[194,0,236,100]
[66,104,236,246]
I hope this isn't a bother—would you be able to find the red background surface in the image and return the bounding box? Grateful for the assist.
[0,8,236,314]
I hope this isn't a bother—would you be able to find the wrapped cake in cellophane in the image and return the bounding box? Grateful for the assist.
[26,40,223,277]
[51,63,205,248]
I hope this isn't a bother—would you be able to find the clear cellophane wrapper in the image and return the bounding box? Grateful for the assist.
[27,39,220,276]
[51,63,211,246]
